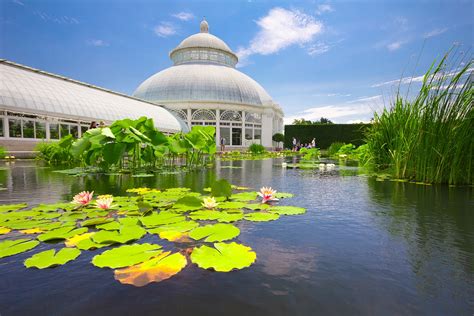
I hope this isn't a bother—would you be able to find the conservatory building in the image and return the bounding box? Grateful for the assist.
[133,20,284,148]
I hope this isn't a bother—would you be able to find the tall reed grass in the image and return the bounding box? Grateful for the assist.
[365,51,473,184]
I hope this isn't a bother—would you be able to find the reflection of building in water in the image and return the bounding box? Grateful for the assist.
[133,19,284,149]
[0,60,187,153]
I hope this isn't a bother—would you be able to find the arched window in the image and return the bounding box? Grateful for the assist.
[245,112,261,123]
[170,109,187,121]
[191,109,216,126]
[220,110,242,122]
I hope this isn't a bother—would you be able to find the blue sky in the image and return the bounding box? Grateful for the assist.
[1,0,472,123]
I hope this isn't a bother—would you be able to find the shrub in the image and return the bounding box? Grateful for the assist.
[272,133,285,144]
[299,147,320,160]
[0,146,6,159]
[248,143,266,155]
[327,142,345,157]
[35,135,76,166]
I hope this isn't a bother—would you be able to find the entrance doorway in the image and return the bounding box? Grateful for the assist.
[231,128,242,146]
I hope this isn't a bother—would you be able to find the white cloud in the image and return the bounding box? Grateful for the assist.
[154,22,177,37]
[387,40,405,51]
[316,4,334,15]
[86,39,109,47]
[236,7,323,64]
[284,95,384,124]
[34,11,79,24]
[12,0,24,6]
[307,42,330,55]
[424,27,448,38]
[172,12,194,21]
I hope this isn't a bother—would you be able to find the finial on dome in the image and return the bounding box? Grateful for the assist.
[200,18,209,33]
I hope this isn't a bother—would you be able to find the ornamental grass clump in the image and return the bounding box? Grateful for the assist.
[365,51,473,184]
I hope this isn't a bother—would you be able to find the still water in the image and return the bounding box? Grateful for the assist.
[0,159,472,316]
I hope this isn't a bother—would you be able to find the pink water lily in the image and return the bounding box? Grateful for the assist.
[72,191,94,205]
[258,187,279,204]
[96,196,114,210]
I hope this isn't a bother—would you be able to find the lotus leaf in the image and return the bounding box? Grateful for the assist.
[76,238,112,250]
[229,192,258,202]
[24,248,81,269]
[244,212,280,222]
[172,196,203,212]
[19,228,43,234]
[92,225,146,244]
[38,226,88,242]
[245,203,270,210]
[114,251,187,287]
[211,179,232,198]
[0,227,11,235]
[6,220,62,231]
[140,212,186,227]
[31,203,75,212]
[275,192,294,198]
[81,217,114,227]
[92,243,163,268]
[147,221,199,234]
[0,239,40,258]
[216,201,247,209]
[59,213,88,222]
[64,232,96,247]
[188,210,221,221]
[96,221,121,231]
[190,242,256,272]
[215,210,244,223]
[269,206,306,215]
[189,223,240,242]
[0,203,28,212]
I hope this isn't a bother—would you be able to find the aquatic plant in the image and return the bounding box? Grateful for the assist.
[95,196,114,210]
[248,143,266,154]
[35,135,77,166]
[258,186,278,204]
[0,179,306,287]
[364,51,473,184]
[327,142,345,157]
[0,146,6,159]
[299,147,321,160]
[202,196,218,209]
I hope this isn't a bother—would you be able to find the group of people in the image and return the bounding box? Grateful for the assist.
[89,121,106,129]
[292,137,316,151]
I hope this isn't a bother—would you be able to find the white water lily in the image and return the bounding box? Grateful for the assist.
[202,197,218,209]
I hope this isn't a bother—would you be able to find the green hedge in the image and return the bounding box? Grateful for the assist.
[284,124,370,149]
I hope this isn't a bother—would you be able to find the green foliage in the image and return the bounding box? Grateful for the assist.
[284,124,370,149]
[291,117,334,125]
[92,243,163,268]
[0,239,39,258]
[299,147,321,160]
[189,223,240,242]
[272,133,285,144]
[327,142,346,157]
[35,135,77,166]
[248,143,266,154]
[211,179,232,198]
[364,51,473,184]
[0,146,6,159]
[190,242,257,272]
[24,248,81,269]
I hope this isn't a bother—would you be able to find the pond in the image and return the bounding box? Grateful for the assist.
[0,159,473,315]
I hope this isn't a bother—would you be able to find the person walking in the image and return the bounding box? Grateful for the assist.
[311,138,316,148]
[292,137,297,151]
[220,137,226,152]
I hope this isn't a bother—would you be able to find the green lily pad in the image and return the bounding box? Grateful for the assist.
[140,212,186,228]
[0,239,40,258]
[215,210,244,223]
[96,221,121,231]
[274,192,294,198]
[92,243,163,268]
[38,226,88,242]
[244,212,280,222]
[189,223,240,242]
[190,242,256,272]
[24,248,81,269]
[188,210,222,221]
[229,192,258,202]
[92,225,146,244]
[269,206,306,215]
[31,203,76,212]
[81,217,114,227]
[0,203,28,212]
[172,196,203,212]
[147,221,199,234]
[244,203,270,210]
[217,201,247,209]
[76,238,113,250]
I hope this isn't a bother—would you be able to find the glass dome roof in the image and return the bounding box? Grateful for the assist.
[134,20,274,107]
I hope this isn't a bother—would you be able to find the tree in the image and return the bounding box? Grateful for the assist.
[272,133,285,150]
[292,118,313,125]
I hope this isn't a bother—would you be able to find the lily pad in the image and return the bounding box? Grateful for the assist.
[229,192,258,202]
[0,227,11,235]
[81,217,114,227]
[244,212,280,222]
[0,239,40,258]
[92,225,146,244]
[24,248,81,269]
[217,201,247,209]
[190,242,256,272]
[244,203,270,210]
[92,243,162,268]
[188,210,221,221]
[172,196,203,212]
[114,251,187,287]
[19,228,44,234]
[0,203,28,212]
[269,206,306,215]
[215,210,244,223]
[38,226,88,242]
[275,192,294,199]
[148,221,199,242]
[96,221,121,231]
[64,232,96,247]
[189,223,240,242]
[140,212,186,228]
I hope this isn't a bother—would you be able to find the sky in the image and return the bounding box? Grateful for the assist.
[1,0,472,124]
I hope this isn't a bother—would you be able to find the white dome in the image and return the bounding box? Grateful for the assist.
[133,63,273,106]
[171,33,234,56]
